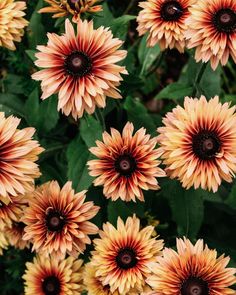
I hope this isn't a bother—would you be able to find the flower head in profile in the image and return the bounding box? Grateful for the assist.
[91,215,164,294]
[147,237,236,295]
[137,0,195,52]
[0,0,28,50]
[185,0,236,70]
[39,0,102,22]
[32,19,127,120]
[157,96,236,192]
[88,122,166,202]
[0,112,43,203]
[5,221,30,250]
[23,181,99,257]
[23,255,84,295]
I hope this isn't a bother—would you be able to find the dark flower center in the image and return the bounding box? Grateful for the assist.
[192,130,221,160]
[160,0,184,21]
[13,221,25,230]
[42,276,61,295]
[67,0,80,10]
[181,277,209,295]
[64,51,92,77]
[0,201,4,207]
[114,154,136,177]
[116,248,137,270]
[213,8,236,33]
[46,210,65,232]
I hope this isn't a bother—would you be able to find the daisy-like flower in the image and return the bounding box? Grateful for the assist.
[39,0,102,22]
[0,195,26,230]
[5,221,30,250]
[0,231,8,255]
[88,122,166,202]
[23,181,99,257]
[185,0,236,70]
[147,237,236,295]
[0,0,28,50]
[137,0,194,52]
[0,112,43,202]
[157,96,236,192]
[23,255,84,295]
[91,215,164,294]
[32,19,127,120]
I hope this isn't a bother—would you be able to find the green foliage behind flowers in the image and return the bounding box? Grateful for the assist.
[0,0,236,294]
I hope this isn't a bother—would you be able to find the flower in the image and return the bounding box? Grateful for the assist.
[0,231,8,255]
[0,195,26,230]
[157,96,236,192]
[185,0,236,70]
[137,0,194,52]
[88,122,166,202]
[84,262,153,295]
[0,112,44,202]
[5,221,30,250]
[146,237,236,295]
[23,181,99,257]
[39,0,103,22]
[32,18,127,120]
[0,0,28,50]
[23,255,84,295]
[91,215,164,294]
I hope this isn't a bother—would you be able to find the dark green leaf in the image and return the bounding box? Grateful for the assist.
[110,15,136,40]
[80,115,103,147]
[155,82,192,100]
[0,93,25,117]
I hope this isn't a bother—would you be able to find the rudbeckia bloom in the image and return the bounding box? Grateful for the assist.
[146,237,236,295]
[0,195,26,229]
[39,0,102,22]
[23,255,84,295]
[137,0,194,52]
[23,181,99,257]
[0,0,28,50]
[185,0,236,70]
[32,19,127,120]
[0,113,43,202]
[6,221,30,250]
[88,122,166,202]
[157,96,236,192]
[91,215,164,294]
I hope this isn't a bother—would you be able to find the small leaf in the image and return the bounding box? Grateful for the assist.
[0,93,25,117]
[155,83,192,100]
[25,50,37,62]
[110,15,136,40]
[80,115,103,148]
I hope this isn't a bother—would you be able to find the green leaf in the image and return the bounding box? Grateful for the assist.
[2,74,27,95]
[124,96,156,134]
[164,181,204,239]
[25,50,37,62]
[110,15,136,40]
[93,3,114,28]
[225,182,236,209]
[0,93,25,117]
[155,83,192,100]
[138,34,161,76]
[80,115,103,148]
[67,135,93,191]
[24,88,59,133]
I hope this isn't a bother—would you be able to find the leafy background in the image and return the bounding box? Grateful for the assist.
[0,0,236,294]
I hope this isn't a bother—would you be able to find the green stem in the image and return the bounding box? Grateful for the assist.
[192,62,207,97]
[146,52,165,77]
[123,0,136,15]
[95,108,106,130]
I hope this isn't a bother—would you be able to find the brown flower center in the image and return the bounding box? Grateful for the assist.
[192,130,221,160]
[115,154,136,177]
[64,51,92,77]
[46,210,65,232]
[160,0,184,21]
[42,276,61,295]
[116,248,137,270]
[213,8,236,33]
[67,0,80,10]
[181,277,209,295]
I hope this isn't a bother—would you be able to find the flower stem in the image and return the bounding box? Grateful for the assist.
[192,62,207,97]
[95,108,106,131]
[123,0,136,15]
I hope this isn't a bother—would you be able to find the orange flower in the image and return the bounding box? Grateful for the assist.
[5,221,30,250]
[157,96,236,192]
[91,215,164,294]
[23,181,99,257]
[88,122,166,202]
[39,0,103,22]
[137,0,194,52]
[32,19,127,120]
[23,255,84,295]
[185,0,236,70]
[0,0,28,50]
[0,112,43,202]
[146,237,236,295]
